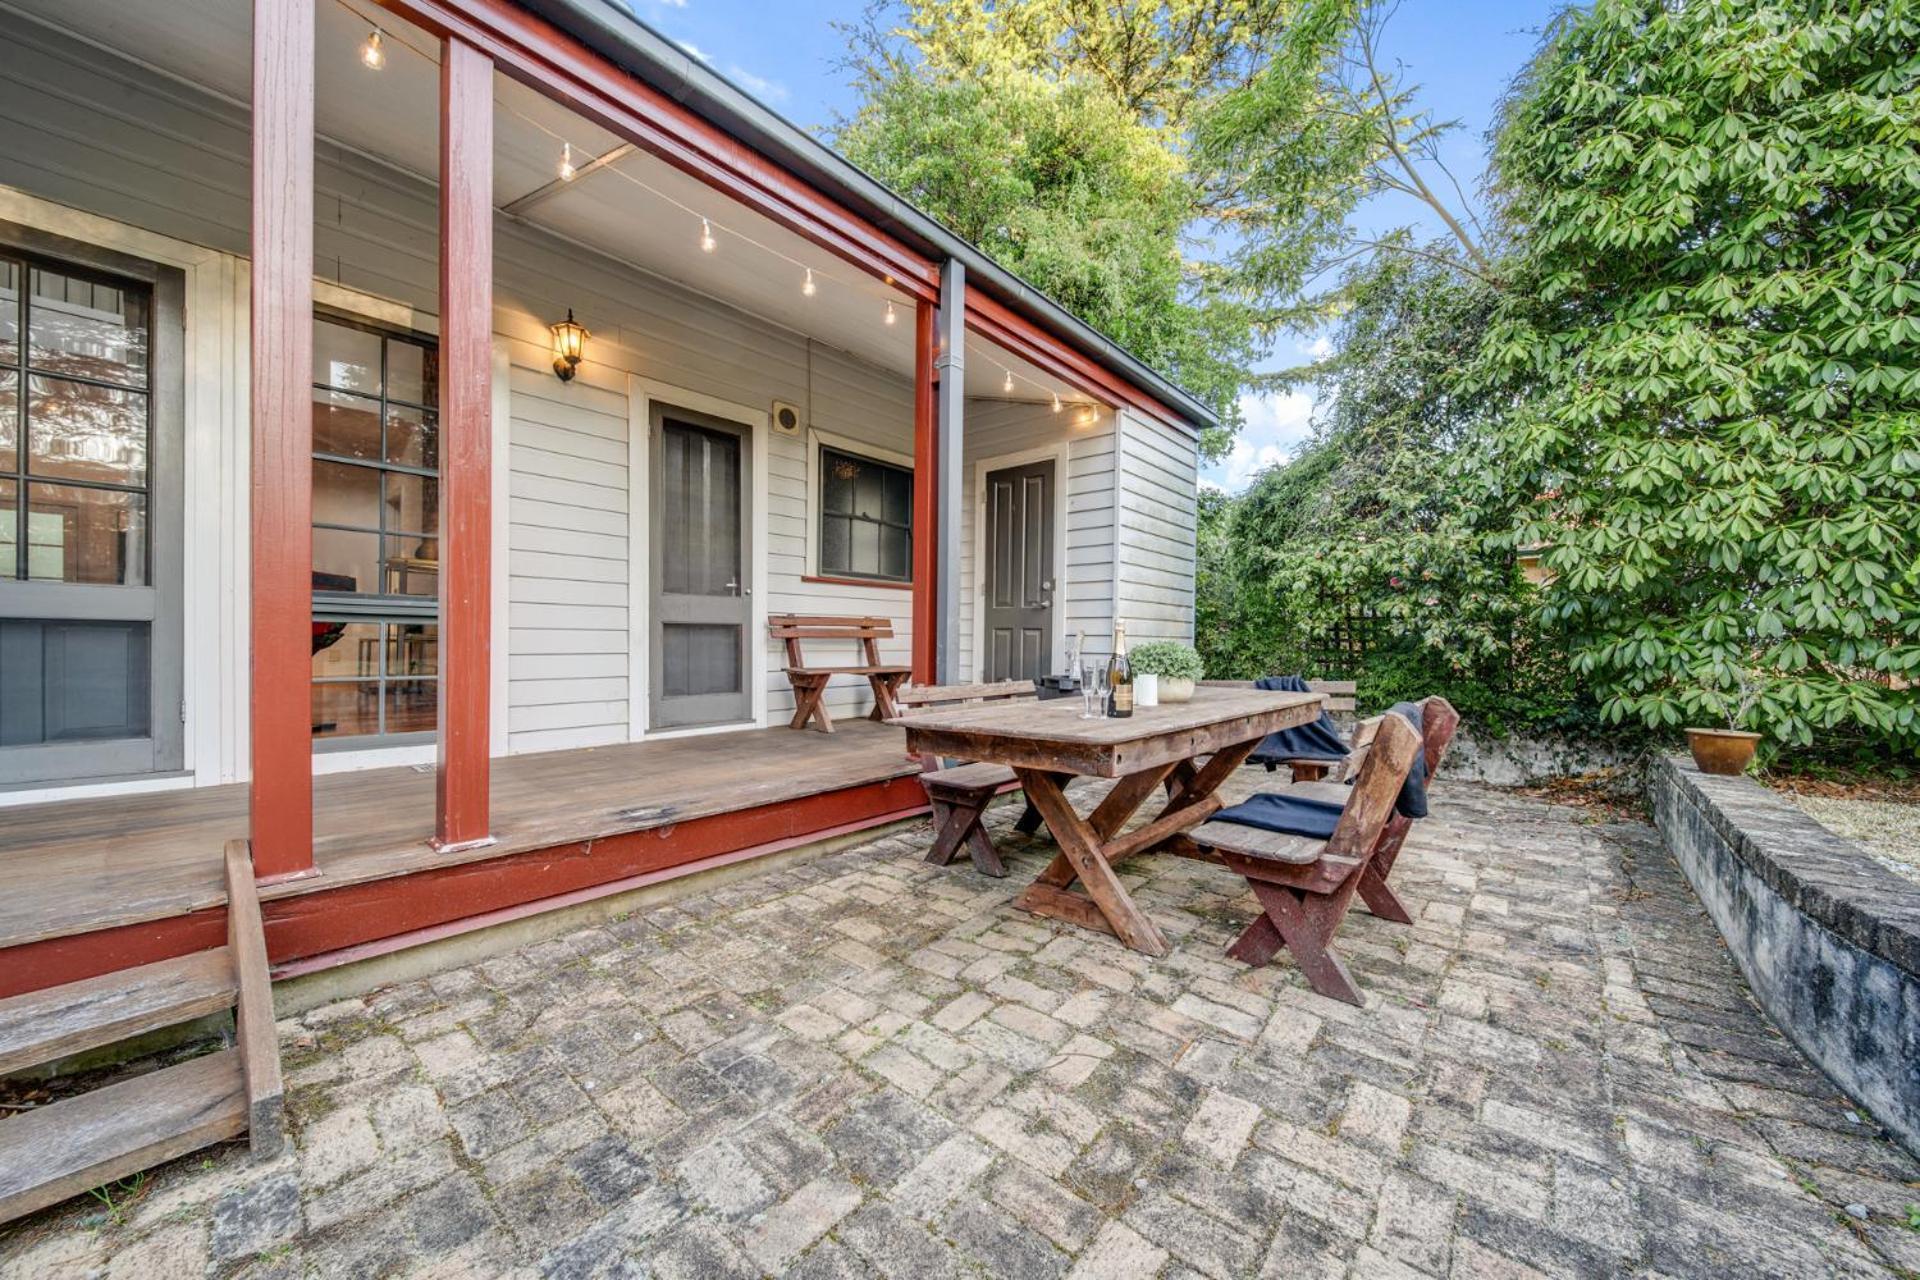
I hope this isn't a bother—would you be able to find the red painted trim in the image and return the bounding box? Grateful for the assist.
[801,574,912,592]
[249,0,316,880]
[0,776,928,999]
[911,298,937,683]
[964,287,1194,435]
[435,36,495,849]
[374,0,938,302]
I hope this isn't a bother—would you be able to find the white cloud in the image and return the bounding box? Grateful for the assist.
[1202,389,1317,494]
[1307,335,1334,361]
[727,65,790,103]
[676,39,712,63]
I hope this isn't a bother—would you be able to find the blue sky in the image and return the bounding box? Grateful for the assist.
[617,0,1560,491]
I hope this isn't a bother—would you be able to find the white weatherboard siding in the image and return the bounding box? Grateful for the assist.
[1116,410,1199,645]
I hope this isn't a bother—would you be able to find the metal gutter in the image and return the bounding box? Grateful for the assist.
[514,0,1219,434]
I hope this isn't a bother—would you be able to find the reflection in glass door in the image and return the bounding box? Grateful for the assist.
[0,242,182,786]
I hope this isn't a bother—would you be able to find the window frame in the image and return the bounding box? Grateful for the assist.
[811,433,914,586]
[0,225,184,787]
[309,308,441,748]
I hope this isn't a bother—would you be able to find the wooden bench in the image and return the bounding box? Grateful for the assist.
[897,681,1046,877]
[770,614,914,733]
[1200,678,1357,781]
[1189,711,1422,1006]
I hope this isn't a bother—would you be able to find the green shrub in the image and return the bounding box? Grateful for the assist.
[1130,640,1204,681]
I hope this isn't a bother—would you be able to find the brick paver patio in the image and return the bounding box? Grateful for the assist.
[4,777,1918,1279]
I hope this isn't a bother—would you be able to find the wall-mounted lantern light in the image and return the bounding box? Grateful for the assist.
[550,309,588,382]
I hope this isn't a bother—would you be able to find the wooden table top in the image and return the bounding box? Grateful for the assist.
[894,685,1324,778]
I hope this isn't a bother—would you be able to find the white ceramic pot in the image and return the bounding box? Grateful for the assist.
[1160,676,1195,703]
[1136,673,1159,707]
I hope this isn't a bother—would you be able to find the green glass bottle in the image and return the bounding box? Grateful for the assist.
[1107,620,1133,718]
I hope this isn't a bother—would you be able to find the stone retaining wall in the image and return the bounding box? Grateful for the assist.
[1650,755,1920,1156]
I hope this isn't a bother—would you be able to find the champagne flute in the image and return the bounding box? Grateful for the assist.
[1080,660,1107,719]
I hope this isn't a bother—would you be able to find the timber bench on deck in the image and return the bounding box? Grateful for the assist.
[769,613,913,733]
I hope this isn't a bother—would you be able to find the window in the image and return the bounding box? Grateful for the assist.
[310,313,440,741]
[0,256,152,587]
[818,445,911,583]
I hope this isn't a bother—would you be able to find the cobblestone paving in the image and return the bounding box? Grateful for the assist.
[5,779,1920,1279]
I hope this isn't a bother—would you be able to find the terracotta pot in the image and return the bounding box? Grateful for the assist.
[1159,676,1195,703]
[1685,727,1761,776]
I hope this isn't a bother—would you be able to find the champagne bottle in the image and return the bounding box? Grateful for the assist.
[1108,620,1133,718]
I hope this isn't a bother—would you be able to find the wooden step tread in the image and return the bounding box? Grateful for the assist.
[0,1048,247,1224]
[0,948,237,1077]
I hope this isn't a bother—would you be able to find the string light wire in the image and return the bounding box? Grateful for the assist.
[329,0,1105,413]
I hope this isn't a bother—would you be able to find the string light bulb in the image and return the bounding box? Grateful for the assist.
[884,301,897,326]
[360,27,386,70]
[1003,367,1015,394]
[802,267,816,297]
[557,143,577,182]
[699,218,715,253]
[1051,391,1062,414]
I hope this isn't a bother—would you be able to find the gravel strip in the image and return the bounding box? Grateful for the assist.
[1783,793,1920,888]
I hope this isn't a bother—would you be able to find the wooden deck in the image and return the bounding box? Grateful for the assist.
[0,721,920,981]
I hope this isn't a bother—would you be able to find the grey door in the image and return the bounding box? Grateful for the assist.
[650,405,751,729]
[0,234,184,786]
[982,459,1054,682]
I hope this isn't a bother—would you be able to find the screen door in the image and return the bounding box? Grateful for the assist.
[649,405,751,729]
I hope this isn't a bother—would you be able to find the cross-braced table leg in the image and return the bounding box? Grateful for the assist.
[1012,766,1174,955]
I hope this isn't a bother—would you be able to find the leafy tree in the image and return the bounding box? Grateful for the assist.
[1475,0,1920,752]
[836,0,1388,452]
[1192,0,1500,355]
[1200,250,1580,733]
[837,64,1257,448]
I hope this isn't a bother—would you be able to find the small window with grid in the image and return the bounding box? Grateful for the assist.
[818,445,911,583]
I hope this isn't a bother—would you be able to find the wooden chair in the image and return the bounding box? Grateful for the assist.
[1189,711,1422,1006]
[769,614,914,733]
[1210,679,1359,780]
[1281,696,1459,925]
[897,681,1042,878]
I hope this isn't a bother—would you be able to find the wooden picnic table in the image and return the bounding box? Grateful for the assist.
[893,686,1324,956]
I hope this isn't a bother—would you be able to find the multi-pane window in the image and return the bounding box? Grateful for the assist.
[818,445,911,583]
[0,254,151,586]
[310,314,440,741]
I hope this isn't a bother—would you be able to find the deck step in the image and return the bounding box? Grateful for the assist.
[0,948,238,1077]
[0,1048,247,1223]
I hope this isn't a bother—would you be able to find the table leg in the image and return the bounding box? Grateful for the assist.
[1032,764,1175,888]
[1012,768,1170,957]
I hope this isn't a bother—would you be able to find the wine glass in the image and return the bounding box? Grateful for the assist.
[1080,659,1108,719]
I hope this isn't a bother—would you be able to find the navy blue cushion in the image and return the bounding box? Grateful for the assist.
[1212,791,1345,839]
[1382,700,1429,819]
[1246,675,1350,765]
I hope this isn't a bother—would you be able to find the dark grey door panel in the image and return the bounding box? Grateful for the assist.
[982,459,1054,682]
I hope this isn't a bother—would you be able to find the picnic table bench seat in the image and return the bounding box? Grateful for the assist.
[770,613,913,733]
[897,681,1049,877]
[1192,709,1424,1006]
